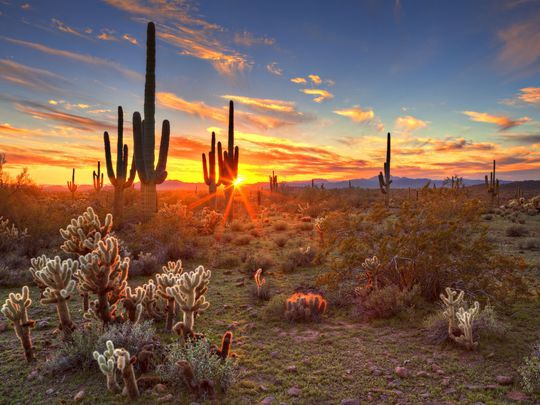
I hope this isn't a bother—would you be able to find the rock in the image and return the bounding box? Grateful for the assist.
[227,321,239,330]
[340,399,360,405]
[496,375,513,385]
[38,320,49,329]
[0,321,7,333]
[506,391,529,401]
[27,370,38,381]
[288,387,301,397]
[73,390,85,401]
[260,396,275,405]
[157,393,173,403]
[259,385,269,392]
[270,351,279,358]
[371,367,383,376]
[45,388,54,395]
[394,366,409,378]
[286,365,297,373]
[442,378,451,387]
[154,383,167,393]
[415,371,429,378]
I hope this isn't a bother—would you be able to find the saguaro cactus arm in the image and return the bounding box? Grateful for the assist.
[67,168,77,193]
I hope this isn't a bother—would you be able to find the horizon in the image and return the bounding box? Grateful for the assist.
[1,0,540,185]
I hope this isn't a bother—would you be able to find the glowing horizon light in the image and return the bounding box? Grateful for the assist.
[233,177,244,187]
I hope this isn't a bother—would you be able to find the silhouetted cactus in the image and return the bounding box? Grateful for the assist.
[1,286,35,362]
[93,161,104,193]
[133,22,170,219]
[213,331,235,360]
[378,132,391,207]
[104,106,136,224]
[269,171,278,192]
[202,132,220,195]
[67,168,77,199]
[485,160,499,206]
[217,101,239,222]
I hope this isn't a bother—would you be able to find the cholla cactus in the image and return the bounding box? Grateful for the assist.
[156,272,182,332]
[163,260,184,275]
[452,302,480,350]
[121,286,146,323]
[314,216,326,246]
[213,331,235,360]
[1,286,35,362]
[168,266,211,339]
[93,340,121,393]
[285,292,327,322]
[359,256,384,291]
[114,348,140,399]
[141,280,166,320]
[33,256,78,339]
[254,268,266,299]
[440,287,465,335]
[201,207,222,235]
[77,236,129,325]
[0,216,28,239]
[28,254,48,294]
[177,360,216,400]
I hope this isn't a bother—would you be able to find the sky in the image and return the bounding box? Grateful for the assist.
[0,0,539,185]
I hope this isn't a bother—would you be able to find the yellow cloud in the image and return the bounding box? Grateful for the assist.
[395,115,428,132]
[300,88,334,103]
[462,110,531,130]
[222,95,296,114]
[308,74,322,85]
[334,106,375,123]
[290,77,307,84]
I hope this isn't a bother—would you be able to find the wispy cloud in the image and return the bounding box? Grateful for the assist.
[395,115,428,132]
[221,95,296,114]
[266,62,283,76]
[0,59,67,92]
[122,34,138,45]
[51,18,84,37]
[462,110,531,130]
[97,29,118,41]
[497,16,540,75]
[234,31,275,47]
[517,87,540,104]
[1,36,142,81]
[308,74,322,85]
[290,77,307,84]
[300,88,334,103]
[333,106,374,123]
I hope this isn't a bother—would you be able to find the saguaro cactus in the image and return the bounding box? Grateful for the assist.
[1,286,35,362]
[67,168,77,199]
[33,257,78,339]
[269,171,278,192]
[202,132,220,195]
[133,22,170,219]
[217,101,239,222]
[378,132,391,208]
[104,106,136,224]
[93,161,104,193]
[485,160,499,206]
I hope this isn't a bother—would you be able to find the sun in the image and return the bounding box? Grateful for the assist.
[233,177,244,187]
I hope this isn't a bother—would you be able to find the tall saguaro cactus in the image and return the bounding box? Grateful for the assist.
[133,22,170,219]
[67,168,77,199]
[378,132,392,208]
[217,101,239,221]
[104,106,136,224]
[93,161,104,193]
[202,132,220,195]
[485,160,499,206]
[269,171,278,192]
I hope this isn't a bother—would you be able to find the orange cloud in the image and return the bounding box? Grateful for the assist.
[290,77,307,84]
[0,59,67,92]
[222,95,296,114]
[51,18,84,37]
[518,87,540,104]
[395,115,428,132]
[462,110,531,130]
[334,106,375,123]
[308,74,322,85]
[300,88,334,103]
[122,34,138,45]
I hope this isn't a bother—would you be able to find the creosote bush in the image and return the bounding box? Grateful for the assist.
[354,285,421,320]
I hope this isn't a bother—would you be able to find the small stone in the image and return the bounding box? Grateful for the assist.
[394,366,409,378]
[260,397,275,405]
[442,378,451,387]
[496,375,513,385]
[371,367,383,376]
[506,391,529,401]
[259,385,269,392]
[286,365,297,373]
[223,304,230,309]
[157,393,173,403]
[415,371,429,378]
[154,383,167,393]
[270,351,278,358]
[340,399,360,405]
[73,390,85,401]
[27,370,38,381]
[288,387,301,397]
[45,388,54,395]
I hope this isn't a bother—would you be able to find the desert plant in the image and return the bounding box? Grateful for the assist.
[1,285,35,362]
[114,347,140,399]
[273,220,288,231]
[33,256,78,339]
[269,171,278,192]
[121,286,146,323]
[156,269,182,332]
[130,251,159,277]
[168,266,211,339]
[94,340,121,394]
[77,236,129,325]
[378,132,392,207]
[202,132,220,196]
[506,224,528,237]
[0,216,28,253]
[103,106,136,224]
[201,207,222,235]
[518,341,540,394]
[141,280,166,320]
[285,292,327,322]
[133,22,170,219]
[440,287,480,350]
[60,206,113,256]
[217,101,239,222]
[253,268,270,300]
[212,331,235,360]
[355,284,420,320]
[93,161,104,193]
[485,159,499,206]
[67,168,77,199]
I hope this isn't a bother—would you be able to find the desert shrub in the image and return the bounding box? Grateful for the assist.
[506,225,528,237]
[518,341,540,394]
[280,246,316,273]
[274,236,287,248]
[234,234,252,246]
[221,233,233,244]
[354,285,421,320]
[0,216,28,253]
[158,339,238,393]
[297,222,313,231]
[518,238,540,250]
[318,190,535,302]
[0,264,33,287]
[213,253,241,269]
[130,252,160,277]
[250,228,261,238]
[243,253,274,273]
[230,220,243,232]
[261,294,287,322]
[97,320,157,355]
[273,221,288,232]
[285,292,327,322]
[482,214,493,221]
[200,208,222,235]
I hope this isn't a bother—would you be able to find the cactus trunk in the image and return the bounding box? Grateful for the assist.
[56,298,74,339]
[141,183,157,217]
[378,132,391,208]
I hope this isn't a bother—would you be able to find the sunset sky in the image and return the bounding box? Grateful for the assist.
[0,0,539,185]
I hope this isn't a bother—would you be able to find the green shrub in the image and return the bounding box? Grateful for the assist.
[506,225,528,237]
[261,294,287,322]
[234,234,252,246]
[355,285,421,320]
[0,264,33,287]
[130,252,159,277]
[518,342,540,394]
[244,253,274,273]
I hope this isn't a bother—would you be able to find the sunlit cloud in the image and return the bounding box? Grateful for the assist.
[395,115,428,132]
[122,34,138,45]
[334,106,374,123]
[1,36,142,81]
[462,110,531,130]
[234,31,275,47]
[51,18,84,37]
[517,87,540,104]
[222,95,296,114]
[300,88,334,103]
[0,59,68,92]
[497,16,540,75]
[21,3,30,10]
[97,29,117,41]
[266,62,283,76]
[308,74,322,85]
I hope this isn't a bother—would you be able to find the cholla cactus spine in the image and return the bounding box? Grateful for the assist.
[33,256,78,339]
[1,286,35,362]
[114,348,140,399]
[93,340,121,393]
[156,272,181,332]
[29,254,48,293]
[60,207,113,256]
[141,280,165,320]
